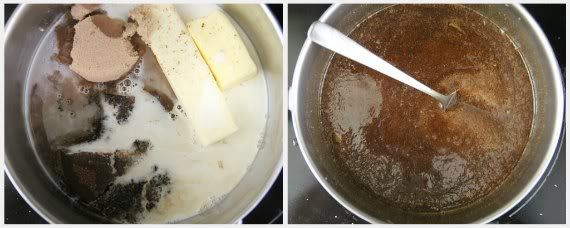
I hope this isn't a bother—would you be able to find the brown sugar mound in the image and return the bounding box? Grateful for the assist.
[70,15,139,83]
[71,4,101,21]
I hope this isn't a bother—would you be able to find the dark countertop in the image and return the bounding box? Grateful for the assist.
[4,4,283,224]
[288,4,565,224]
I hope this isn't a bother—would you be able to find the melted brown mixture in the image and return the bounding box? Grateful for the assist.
[321,5,533,212]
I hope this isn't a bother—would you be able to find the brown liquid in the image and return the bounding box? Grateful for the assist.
[321,5,533,212]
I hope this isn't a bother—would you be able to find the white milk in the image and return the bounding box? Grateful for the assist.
[65,4,268,223]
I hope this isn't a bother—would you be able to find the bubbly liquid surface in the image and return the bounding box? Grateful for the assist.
[321,4,533,212]
[26,4,267,223]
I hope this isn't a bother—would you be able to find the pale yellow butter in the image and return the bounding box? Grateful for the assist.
[188,10,258,90]
[130,5,238,146]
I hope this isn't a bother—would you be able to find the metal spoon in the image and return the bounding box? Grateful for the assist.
[308,21,458,110]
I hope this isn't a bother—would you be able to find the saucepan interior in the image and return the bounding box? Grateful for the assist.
[5,4,283,224]
[291,4,563,223]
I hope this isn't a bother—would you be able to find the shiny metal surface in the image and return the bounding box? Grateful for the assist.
[5,4,283,224]
[307,21,458,110]
[290,4,564,223]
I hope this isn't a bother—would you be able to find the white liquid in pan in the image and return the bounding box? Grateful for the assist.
[29,4,267,223]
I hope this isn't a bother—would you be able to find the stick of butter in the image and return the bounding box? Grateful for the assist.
[130,5,238,146]
[187,10,258,90]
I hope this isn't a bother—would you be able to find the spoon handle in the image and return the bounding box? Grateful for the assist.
[307,21,448,103]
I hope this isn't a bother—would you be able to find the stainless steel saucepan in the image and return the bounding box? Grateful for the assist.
[290,4,563,223]
[5,4,283,224]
